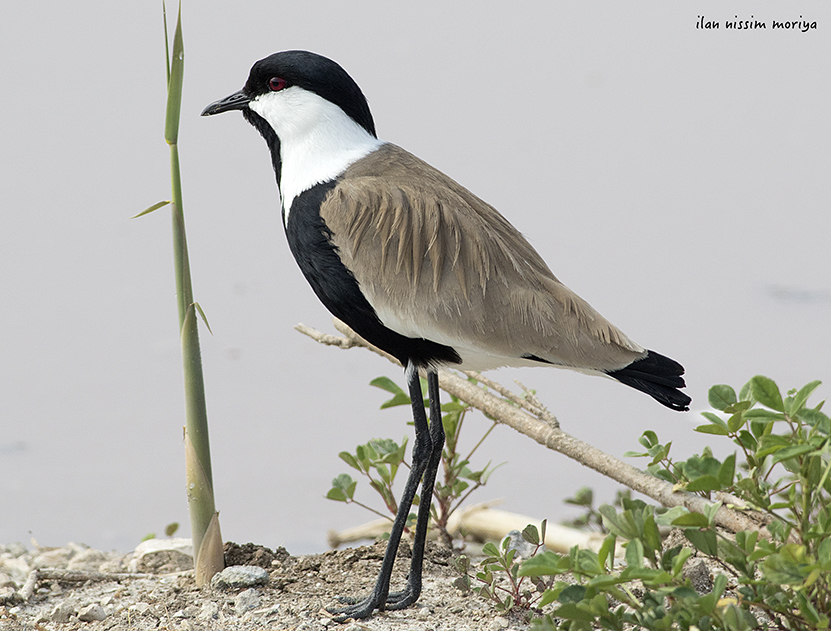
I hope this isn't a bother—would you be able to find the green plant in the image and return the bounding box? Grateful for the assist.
[327,374,502,543]
[514,376,829,630]
[442,376,830,629]
[328,437,410,522]
[136,2,223,585]
[455,522,551,615]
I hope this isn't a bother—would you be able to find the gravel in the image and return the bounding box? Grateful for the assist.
[0,539,533,630]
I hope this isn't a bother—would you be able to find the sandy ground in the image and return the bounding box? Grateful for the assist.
[0,540,534,631]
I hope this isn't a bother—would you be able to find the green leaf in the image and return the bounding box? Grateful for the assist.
[440,400,467,412]
[655,506,690,526]
[193,302,213,335]
[370,377,412,408]
[724,400,753,414]
[338,451,361,471]
[558,584,587,604]
[375,463,391,484]
[709,384,737,411]
[598,505,637,539]
[744,408,785,423]
[751,375,784,412]
[133,200,170,218]
[817,536,831,567]
[738,379,754,403]
[762,545,813,585]
[686,474,722,492]
[685,528,718,556]
[538,588,561,608]
[726,411,745,433]
[164,2,184,145]
[625,538,644,569]
[639,430,659,448]
[791,380,822,414]
[672,547,693,576]
[327,473,356,502]
[553,603,595,622]
[701,411,728,427]
[518,551,567,577]
[718,453,736,487]
[770,443,816,466]
[671,512,710,528]
[798,407,830,433]
[482,542,500,558]
[642,512,662,559]
[563,487,594,507]
[695,423,730,436]
[597,535,616,571]
[326,488,348,501]
[703,500,722,525]
[521,524,540,545]
[370,376,406,396]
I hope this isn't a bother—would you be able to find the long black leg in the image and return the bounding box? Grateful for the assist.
[329,362,433,621]
[385,370,444,609]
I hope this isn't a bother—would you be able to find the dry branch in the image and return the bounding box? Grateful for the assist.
[328,501,609,554]
[19,569,156,602]
[296,320,774,538]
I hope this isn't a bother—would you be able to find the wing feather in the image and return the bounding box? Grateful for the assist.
[320,144,645,371]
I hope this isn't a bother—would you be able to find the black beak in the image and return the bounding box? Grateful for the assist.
[201,89,251,116]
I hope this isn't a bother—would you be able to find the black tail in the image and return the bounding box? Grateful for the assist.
[609,350,691,411]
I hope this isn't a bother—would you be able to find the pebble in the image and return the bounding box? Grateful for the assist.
[78,603,107,621]
[234,587,260,615]
[198,600,220,621]
[0,543,27,558]
[51,602,75,623]
[684,559,714,594]
[68,548,108,572]
[33,547,75,569]
[130,601,152,615]
[488,616,510,631]
[0,586,19,605]
[0,555,29,584]
[127,537,194,573]
[211,565,269,591]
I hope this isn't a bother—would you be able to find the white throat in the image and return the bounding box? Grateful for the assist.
[249,87,384,223]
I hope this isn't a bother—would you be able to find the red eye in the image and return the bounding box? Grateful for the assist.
[268,77,287,91]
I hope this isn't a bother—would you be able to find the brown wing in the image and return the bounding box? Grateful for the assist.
[320,143,645,372]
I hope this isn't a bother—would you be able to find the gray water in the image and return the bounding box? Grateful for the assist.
[2,2,829,555]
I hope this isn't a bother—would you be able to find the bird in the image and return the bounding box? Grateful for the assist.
[202,50,690,621]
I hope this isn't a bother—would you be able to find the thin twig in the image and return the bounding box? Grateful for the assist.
[514,378,559,428]
[463,370,558,428]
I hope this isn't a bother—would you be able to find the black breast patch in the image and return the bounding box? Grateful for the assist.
[284,181,461,369]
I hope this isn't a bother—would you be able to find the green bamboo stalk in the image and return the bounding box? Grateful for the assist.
[162,1,224,585]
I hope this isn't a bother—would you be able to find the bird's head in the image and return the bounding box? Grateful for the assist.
[202,50,380,210]
[202,50,376,140]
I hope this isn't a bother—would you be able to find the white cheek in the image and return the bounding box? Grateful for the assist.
[249,87,384,221]
[249,88,321,138]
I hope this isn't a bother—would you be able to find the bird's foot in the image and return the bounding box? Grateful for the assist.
[327,587,418,622]
[327,590,387,622]
[384,585,419,611]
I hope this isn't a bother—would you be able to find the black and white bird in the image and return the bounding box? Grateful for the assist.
[202,50,690,620]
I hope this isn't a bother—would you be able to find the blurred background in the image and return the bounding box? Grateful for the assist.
[1,1,829,554]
